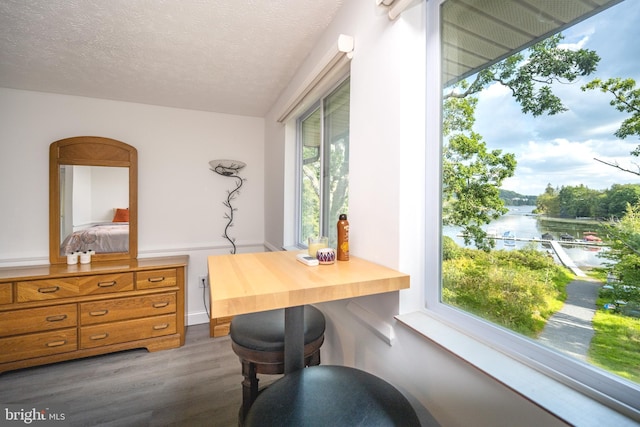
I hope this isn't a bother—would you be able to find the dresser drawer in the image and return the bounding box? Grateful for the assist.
[0,283,12,305]
[80,293,176,325]
[0,328,77,363]
[136,269,177,290]
[80,314,176,349]
[0,304,77,337]
[17,273,134,302]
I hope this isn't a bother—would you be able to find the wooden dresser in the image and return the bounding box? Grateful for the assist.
[0,255,187,373]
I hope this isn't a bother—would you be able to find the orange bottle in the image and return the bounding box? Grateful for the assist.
[337,214,349,261]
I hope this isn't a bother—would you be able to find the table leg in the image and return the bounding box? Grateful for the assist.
[284,305,304,374]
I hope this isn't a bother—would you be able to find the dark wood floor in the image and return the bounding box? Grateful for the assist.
[0,324,265,427]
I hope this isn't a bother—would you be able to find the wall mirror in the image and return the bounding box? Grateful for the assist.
[49,136,138,264]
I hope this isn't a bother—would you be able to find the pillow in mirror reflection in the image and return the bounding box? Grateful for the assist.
[317,248,336,264]
[113,208,129,222]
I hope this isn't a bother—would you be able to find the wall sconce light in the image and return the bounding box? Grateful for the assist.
[209,159,246,254]
[376,0,417,20]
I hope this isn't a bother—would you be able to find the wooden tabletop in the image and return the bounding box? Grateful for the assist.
[208,251,410,318]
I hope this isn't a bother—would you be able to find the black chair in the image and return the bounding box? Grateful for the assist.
[229,305,325,421]
[244,365,421,427]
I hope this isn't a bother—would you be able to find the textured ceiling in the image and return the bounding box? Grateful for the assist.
[0,0,344,117]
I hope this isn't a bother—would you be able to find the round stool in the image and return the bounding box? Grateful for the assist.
[230,305,325,421]
[244,365,421,427]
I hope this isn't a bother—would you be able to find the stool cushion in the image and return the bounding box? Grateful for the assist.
[244,365,421,427]
[230,306,325,352]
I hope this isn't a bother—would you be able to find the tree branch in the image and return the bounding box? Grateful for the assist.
[594,157,640,176]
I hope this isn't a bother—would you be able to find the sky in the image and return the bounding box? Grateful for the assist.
[470,0,640,197]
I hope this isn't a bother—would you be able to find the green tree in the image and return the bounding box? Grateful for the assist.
[581,78,640,311]
[443,34,600,249]
[301,136,348,246]
[442,101,516,251]
[600,203,640,310]
[557,184,600,218]
[450,34,600,116]
[606,184,640,219]
[535,183,640,220]
[536,184,560,216]
[582,77,640,174]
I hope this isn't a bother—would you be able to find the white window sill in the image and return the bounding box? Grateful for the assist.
[395,310,639,427]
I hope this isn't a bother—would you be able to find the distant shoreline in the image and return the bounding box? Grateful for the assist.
[505,204,610,227]
[537,216,603,227]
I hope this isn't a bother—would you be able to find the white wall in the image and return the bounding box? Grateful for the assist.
[264,2,567,426]
[0,87,265,324]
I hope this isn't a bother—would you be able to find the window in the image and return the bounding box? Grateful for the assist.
[297,78,350,249]
[432,0,640,416]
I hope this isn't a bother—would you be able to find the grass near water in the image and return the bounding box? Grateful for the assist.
[590,311,640,383]
[444,240,640,385]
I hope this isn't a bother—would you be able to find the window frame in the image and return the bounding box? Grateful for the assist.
[426,0,640,417]
[296,100,323,248]
[295,75,350,249]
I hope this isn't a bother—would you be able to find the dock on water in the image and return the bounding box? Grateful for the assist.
[480,234,600,277]
[548,240,586,277]
[459,233,603,276]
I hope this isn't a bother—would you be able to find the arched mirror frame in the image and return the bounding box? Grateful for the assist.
[49,136,138,264]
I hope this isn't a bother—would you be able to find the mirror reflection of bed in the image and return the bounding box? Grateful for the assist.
[49,136,138,264]
[58,165,129,255]
[60,215,129,255]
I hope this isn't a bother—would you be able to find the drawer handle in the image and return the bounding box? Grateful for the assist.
[89,310,109,317]
[46,314,68,322]
[153,302,170,308]
[97,281,117,288]
[46,340,67,347]
[153,323,170,330]
[147,277,166,283]
[90,333,109,340]
[38,286,60,294]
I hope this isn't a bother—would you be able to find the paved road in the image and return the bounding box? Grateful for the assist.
[537,278,601,361]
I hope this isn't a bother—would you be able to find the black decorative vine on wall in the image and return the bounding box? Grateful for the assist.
[209,159,246,254]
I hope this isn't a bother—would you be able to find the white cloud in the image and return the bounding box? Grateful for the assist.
[479,82,511,99]
[583,121,626,138]
[558,34,590,51]
[502,137,640,195]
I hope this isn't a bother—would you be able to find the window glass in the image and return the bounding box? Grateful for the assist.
[298,78,350,248]
[440,0,640,395]
[300,107,322,242]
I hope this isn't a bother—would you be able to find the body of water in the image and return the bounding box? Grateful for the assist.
[443,206,609,268]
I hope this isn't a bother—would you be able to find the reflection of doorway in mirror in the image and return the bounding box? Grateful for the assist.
[60,165,69,240]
